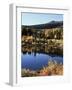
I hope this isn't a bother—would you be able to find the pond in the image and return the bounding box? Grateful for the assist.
[21,52,63,71]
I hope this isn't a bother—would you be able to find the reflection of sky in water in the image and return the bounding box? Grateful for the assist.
[21,53,63,71]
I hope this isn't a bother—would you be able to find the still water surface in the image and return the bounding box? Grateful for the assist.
[21,53,63,71]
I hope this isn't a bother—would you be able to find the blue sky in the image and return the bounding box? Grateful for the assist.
[22,13,63,25]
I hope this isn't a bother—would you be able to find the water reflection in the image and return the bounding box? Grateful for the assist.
[22,47,63,69]
[22,44,63,56]
[21,52,63,71]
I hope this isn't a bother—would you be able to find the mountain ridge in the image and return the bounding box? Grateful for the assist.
[22,21,63,29]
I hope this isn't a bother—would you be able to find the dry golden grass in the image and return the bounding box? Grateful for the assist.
[21,69,37,77]
[39,60,63,76]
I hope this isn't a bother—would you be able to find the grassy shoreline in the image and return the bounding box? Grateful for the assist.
[21,60,63,77]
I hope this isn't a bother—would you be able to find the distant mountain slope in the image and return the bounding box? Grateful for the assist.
[22,21,63,29]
